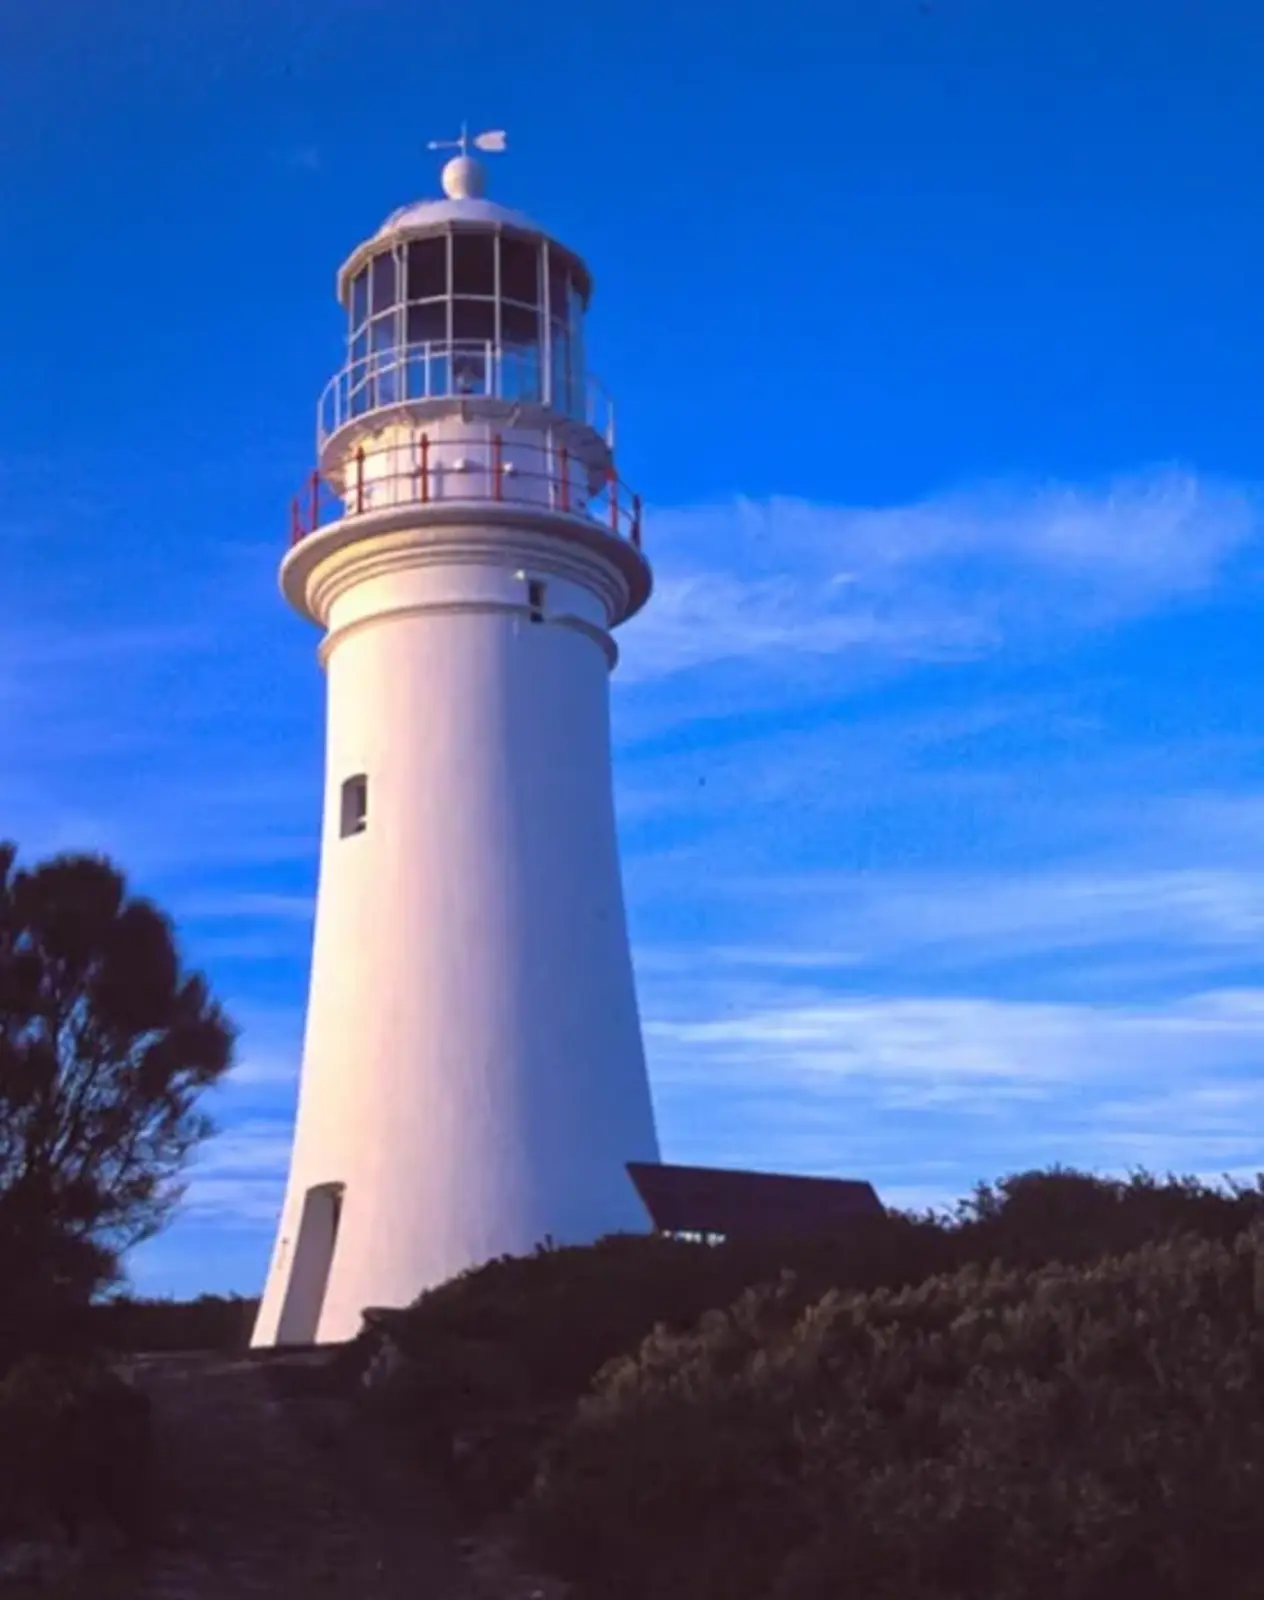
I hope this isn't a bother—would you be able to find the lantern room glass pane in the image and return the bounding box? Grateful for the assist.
[451,347,490,395]
[370,251,398,314]
[502,344,542,403]
[369,315,400,404]
[547,250,570,319]
[568,282,585,384]
[350,269,369,331]
[369,314,398,351]
[451,232,495,297]
[406,301,446,344]
[500,300,538,347]
[406,238,446,301]
[550,323,571,412]
[452,299,495,341]
[500,236,539,305]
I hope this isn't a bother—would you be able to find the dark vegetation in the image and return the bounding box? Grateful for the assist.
[360,1168,1264,1600]
[85,1292,260,1356]
[0,1354,153,1551]
[0,843,235,1552]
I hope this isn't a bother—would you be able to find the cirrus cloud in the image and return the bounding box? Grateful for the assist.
[624,468,1260,681]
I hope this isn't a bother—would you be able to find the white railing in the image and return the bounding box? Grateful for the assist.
[317,340,616,450]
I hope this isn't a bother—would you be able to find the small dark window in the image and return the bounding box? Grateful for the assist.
[406,237,447,300]
[451,231,495,297]
[370,250,398,314]
[340,774,368,837]
[500,236,539,305]
[527,578,546,622]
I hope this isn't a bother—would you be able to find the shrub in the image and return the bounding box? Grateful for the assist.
[0,1355,152,1547]
[950,1165,1264,1268]
[525,1228,1264,1600]
[364,1166,1264,1522]
[357,1213,947,1508]
[86,1293,260,1355]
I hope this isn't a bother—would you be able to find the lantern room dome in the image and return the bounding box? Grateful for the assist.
[373,194,543,242]
[337,161,590,307]
[369,150,543,243]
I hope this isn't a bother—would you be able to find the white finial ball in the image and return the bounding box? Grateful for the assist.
[442,154,485,200]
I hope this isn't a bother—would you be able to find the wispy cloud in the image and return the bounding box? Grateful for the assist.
[624,469,1260,682]
[648,987,1264,1089]
[645,984,1264,1208]
[181,1120,295,1220]
[180,891,316,923]
[734,866,1264,970]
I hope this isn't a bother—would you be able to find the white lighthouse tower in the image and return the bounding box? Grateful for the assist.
[251,133,661,1348]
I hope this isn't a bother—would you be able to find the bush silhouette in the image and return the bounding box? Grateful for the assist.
[525,1227,1264,1600]
[352,1212,946,1508]
[86,1293,260,1355]
[362,1164,1264,1596]
[0,1354,152,1546]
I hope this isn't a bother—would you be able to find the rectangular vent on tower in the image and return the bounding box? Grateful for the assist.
[340,774,368,838]
[527,578,546,623]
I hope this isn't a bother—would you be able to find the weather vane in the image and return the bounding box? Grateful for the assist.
[427,123,508,159]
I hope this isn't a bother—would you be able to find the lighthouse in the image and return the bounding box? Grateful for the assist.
[251,133,661,1348]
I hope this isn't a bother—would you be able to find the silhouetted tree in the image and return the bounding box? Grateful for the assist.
[0,842,234,1357]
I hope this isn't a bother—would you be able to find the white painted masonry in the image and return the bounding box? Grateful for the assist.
[251,151,660,1347]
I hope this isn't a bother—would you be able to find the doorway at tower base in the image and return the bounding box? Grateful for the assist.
[271,1181,346,1346]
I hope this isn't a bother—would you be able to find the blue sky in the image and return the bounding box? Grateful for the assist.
[4,0,1264,1297]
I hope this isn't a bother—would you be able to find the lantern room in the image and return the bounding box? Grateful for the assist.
[319,157,607,448]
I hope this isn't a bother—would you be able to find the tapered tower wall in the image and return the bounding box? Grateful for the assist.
[252,147,660,1347]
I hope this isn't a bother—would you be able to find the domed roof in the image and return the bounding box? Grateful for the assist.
[335,144,591,302]
[373,194,543,241]
[373,151,542,240]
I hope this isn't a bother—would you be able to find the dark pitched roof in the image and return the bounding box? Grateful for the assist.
[627,1160,883,1240]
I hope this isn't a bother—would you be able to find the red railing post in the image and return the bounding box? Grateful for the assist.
[355,447,365,514]
[290,498,300,545]
[558,444,570,513]
[608,466,619,534]
[420,434,430,503]
[309,471,320,534]
[632,494,643,551]
[492,433,504,501]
